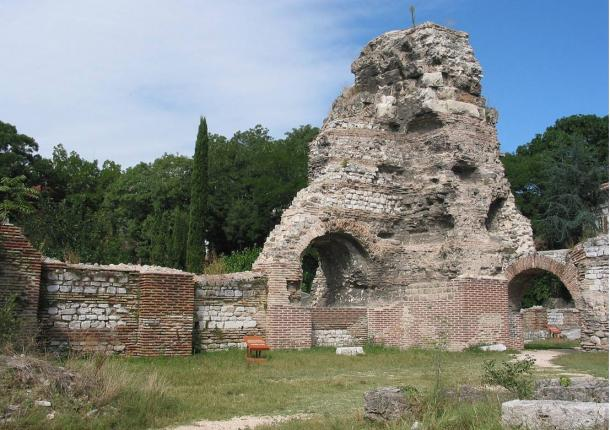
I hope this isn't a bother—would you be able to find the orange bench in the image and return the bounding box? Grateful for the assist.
[547,325,562,339]
[243,335,270,363]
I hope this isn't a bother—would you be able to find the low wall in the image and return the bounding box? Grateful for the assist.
[194,272,267,351]
[266,278,517,350]
[311,307,367,346]
[521,307,581,342]
[40,260,194,356]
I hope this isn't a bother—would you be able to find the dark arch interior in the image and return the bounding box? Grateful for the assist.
[300,232,370,306]
[508,269,573,310]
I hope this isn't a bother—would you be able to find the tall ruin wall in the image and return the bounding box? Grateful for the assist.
[253,22,535,349]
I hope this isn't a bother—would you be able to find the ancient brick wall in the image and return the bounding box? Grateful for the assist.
[521,307,581,342]
[135,272,194,356]
[520,307,548,341]
[40,261,195,356]
[266,306,312,349]
[311,307,367,346]
[0,223,42,338]
[194,272,267,351]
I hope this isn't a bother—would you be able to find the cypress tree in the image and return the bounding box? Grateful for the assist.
[171,208,188,270]
[186,117,209,273]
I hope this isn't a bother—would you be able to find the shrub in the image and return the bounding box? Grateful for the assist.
[0,294,21,348]
[223,246,261,272]
[482,355,536,399]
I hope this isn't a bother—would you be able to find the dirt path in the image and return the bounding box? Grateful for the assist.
[169,414,309,430]
[516,349,592,377]
[516,349,566,369]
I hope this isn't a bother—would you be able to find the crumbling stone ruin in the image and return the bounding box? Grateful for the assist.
[0,23,607,355]
[254,23,536,349]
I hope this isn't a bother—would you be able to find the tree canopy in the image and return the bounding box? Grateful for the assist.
[2,120,318,270]
[502,114,608,249]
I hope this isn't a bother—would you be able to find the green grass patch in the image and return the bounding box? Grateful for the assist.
[2,346,516,429]
[524,338,579,350]
[552,351,609,378]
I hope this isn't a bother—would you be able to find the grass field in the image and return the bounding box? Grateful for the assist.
[1,346,607,430]
[523,339,579,350]
[552,351,609,378]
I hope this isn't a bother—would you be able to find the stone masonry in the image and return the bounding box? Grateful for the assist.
[254,23,534,349]
[194,272,267,351]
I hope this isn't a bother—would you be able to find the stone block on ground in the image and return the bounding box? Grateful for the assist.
[479,343,507,352]
[501,399,609,430]
[364,387,410,422]
[534,377,609,403]
[336,346,364,356]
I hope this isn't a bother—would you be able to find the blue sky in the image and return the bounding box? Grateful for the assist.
[0,0,607,165]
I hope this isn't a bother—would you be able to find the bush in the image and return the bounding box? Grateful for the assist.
[224,246,261,272]
[482,355,536,399]
[204,247,261,274]
[0,294,21,348]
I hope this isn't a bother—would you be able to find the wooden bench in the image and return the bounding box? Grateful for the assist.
[243,335,270,363]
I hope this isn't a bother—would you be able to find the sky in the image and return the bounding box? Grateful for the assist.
[0,0,608,166]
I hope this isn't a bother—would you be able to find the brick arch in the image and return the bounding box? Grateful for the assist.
[504,254,581,306]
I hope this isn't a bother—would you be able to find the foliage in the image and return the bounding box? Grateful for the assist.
[0,120,41,180]
[300,247,319,293]
[3,119,317,268]
[524,338,579,350]
[222,246,261,272]
[0,294,21,348]
[559,376,571,387]
[521,272,571,308]
[187,117,209,273]
[0,175,39,222]
[482,355,536,399]
[502,114,608,249]
[202,247,262,274]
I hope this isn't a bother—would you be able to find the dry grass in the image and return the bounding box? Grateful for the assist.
[4,346,605,429]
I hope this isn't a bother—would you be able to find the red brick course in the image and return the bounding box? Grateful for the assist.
[0,224,42,337]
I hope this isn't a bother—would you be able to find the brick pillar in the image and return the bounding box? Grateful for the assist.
[0,223,42,337]
[135,272,194,356]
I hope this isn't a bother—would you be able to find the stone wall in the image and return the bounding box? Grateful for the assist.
[40,260,195,355]
[311,308,367,346]
[194,272,267,351]
[521,307,580,342]
[40,261,140,353]
[570,234,609,350]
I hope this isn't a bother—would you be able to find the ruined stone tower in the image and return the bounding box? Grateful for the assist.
[254,23,535,349]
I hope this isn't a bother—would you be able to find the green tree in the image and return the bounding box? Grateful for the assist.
[186,117,209,273]
[0,121,40,180]
[502,114,608,249]
[0,176,39,222]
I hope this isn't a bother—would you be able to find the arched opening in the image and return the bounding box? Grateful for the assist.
[508,269,580,344]
[298,232,370,307]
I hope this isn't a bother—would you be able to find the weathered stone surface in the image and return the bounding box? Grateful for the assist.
[479,343,506,352]
[364,387,409,422]
[254,22,533,313]
[336,346,364,355]
[534,377,609,403]
[501,399,609,430]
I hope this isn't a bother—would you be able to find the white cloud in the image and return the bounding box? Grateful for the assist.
[0,0,377,166]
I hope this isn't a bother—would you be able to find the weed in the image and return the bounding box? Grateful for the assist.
[482,355,536,399]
